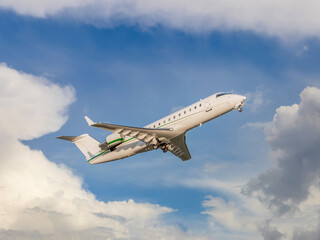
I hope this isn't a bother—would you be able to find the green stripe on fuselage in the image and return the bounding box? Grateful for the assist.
[88,149,110,162]
[87,138,123,162]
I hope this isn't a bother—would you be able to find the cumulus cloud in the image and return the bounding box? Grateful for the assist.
[259,221,284,240]
[0,0,320,39]
[292,225,319,240]
[198,174,320,240]
[0,63,75,140]
[0,64,205,239]
[243,86,320,215]
[236,86,320,239]
[202,196,258,233]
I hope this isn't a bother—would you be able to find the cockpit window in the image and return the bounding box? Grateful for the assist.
[216,93,231,98]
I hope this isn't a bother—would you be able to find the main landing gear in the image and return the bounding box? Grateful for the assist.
[160,144,169,153]
[153,138,169,153]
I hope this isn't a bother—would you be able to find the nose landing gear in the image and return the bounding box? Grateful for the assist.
[236,101,245,112]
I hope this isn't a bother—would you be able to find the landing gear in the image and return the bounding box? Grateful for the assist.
[153,138,161,149]
[160,144,169,153]
[152,138,169,153]
[236,100,245,112]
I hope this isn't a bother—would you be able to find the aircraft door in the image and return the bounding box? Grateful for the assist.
[204,99,212,112]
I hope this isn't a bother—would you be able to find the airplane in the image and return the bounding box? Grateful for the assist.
[57,92,246,164]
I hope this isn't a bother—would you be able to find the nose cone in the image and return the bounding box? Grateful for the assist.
[239,95,246,105]
[231,94,246,111]
[235,95,246,102]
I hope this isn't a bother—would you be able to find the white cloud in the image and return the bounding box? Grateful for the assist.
[0,63,207,239]
[0,63,75,140]
[258,221,284,240]
[159,162,270,239]
[242,86,320,239]
[244,86,320,213]
[1,0,320,39]
[199,178,320,240]
[0,0,92,17]
[202,196,257,232]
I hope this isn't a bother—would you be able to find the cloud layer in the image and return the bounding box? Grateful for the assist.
[0,64,204,239]
[1,0,320,38]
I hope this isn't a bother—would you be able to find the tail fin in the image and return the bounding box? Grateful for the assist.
[57,134,101,161]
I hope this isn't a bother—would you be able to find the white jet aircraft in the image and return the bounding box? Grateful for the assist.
[58,92,246,164]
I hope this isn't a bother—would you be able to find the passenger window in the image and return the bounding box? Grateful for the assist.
[158,123,160,126]
[199,104,202,107]
[153,125,155,128]
[184,111,186,114]
[163,120,166,124]
[189,108,191,112]
[169,118,171,121]
[179,113,181,117]
[194,106,197,109]
[173,116,175,119]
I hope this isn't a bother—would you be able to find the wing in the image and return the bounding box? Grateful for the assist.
[85,116,175,145]
[168,134,191,161]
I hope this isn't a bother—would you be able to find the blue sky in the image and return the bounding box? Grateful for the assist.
[1,2,320,240]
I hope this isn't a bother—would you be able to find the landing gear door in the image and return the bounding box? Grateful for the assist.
[204,99,212,112]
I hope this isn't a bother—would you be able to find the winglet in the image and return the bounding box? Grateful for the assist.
[84,116,95,126]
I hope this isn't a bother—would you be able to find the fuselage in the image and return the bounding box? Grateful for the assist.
[89,93,246,164]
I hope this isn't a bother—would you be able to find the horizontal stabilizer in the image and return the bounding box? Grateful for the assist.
[56,135,86,142]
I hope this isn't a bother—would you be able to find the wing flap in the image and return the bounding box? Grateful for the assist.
[169,134,191,161]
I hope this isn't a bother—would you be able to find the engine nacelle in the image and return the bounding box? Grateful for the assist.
[105,133,124,148]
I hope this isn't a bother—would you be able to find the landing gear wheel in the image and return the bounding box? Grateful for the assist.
[238,107,243,112]
[160,144,169,153]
